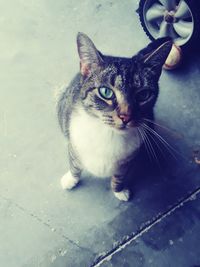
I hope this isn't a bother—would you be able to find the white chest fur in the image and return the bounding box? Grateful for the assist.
[69,109,141,177]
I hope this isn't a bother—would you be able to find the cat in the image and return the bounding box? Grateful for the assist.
[57,32,172,201]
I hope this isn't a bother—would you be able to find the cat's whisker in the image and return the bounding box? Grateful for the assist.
[141,127,161,166]
[140,123,181,160]
[102,114,113,119]
[144,127,167,160]
[137,127,146,149]
[143,118,176,135]
[103,122,116,128]
[141,123,176,153]
[137,127,152,161]
[102,118,114,123]
[141,123,176,157]
[102,119,113,123]
[137,126,159,165]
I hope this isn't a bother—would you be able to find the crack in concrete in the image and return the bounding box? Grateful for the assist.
[0,194,92,254]
[91,187,200,267]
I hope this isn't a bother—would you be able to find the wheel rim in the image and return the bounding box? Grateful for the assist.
[143,0,194,46]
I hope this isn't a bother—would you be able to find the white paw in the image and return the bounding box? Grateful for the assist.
[60,171,80,190]
[114,189,130,201]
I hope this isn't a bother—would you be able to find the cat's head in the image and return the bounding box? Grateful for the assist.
[77,32,172,131]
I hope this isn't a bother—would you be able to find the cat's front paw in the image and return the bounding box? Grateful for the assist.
[60,171,80,190]
[114,189,130,201]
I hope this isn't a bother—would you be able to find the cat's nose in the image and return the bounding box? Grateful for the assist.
[118,113,131,124]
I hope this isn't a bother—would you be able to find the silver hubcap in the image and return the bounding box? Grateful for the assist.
[143,0,194,46]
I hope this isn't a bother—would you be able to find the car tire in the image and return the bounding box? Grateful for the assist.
[138,0,200,50]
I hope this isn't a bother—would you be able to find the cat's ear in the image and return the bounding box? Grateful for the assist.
[77,32,103,77]
[139,37,173,77]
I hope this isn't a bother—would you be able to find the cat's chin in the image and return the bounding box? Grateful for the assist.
[113,126,134,134]
[112,122,138,133]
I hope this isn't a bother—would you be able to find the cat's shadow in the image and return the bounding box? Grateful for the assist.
[127,144,167,190]
[83,128,193,209]
[126,137,186,206]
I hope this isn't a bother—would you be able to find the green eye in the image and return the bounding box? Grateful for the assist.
[98,87,114,100]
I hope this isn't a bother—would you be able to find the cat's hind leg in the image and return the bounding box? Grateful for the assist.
[61,144,82,190]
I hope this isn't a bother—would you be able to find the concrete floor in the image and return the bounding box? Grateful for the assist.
[1,0,200,266]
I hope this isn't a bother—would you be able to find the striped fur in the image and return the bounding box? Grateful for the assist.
[57,33,172,201]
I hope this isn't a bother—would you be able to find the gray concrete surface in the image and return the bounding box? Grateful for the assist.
[101,193,200,267]
[1,0,200,266]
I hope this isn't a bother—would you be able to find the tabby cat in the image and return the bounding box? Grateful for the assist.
[57,32,172,201]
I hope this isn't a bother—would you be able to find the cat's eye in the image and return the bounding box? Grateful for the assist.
[136,90,152,103]
[98,87,114,100]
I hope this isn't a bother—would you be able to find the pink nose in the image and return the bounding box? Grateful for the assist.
[118,113,131,124]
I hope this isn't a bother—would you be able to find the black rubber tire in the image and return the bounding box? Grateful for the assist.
[138,0,200,51]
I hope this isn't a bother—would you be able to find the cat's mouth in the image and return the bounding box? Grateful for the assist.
[118,124,128,130]
[115,121,138,132]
